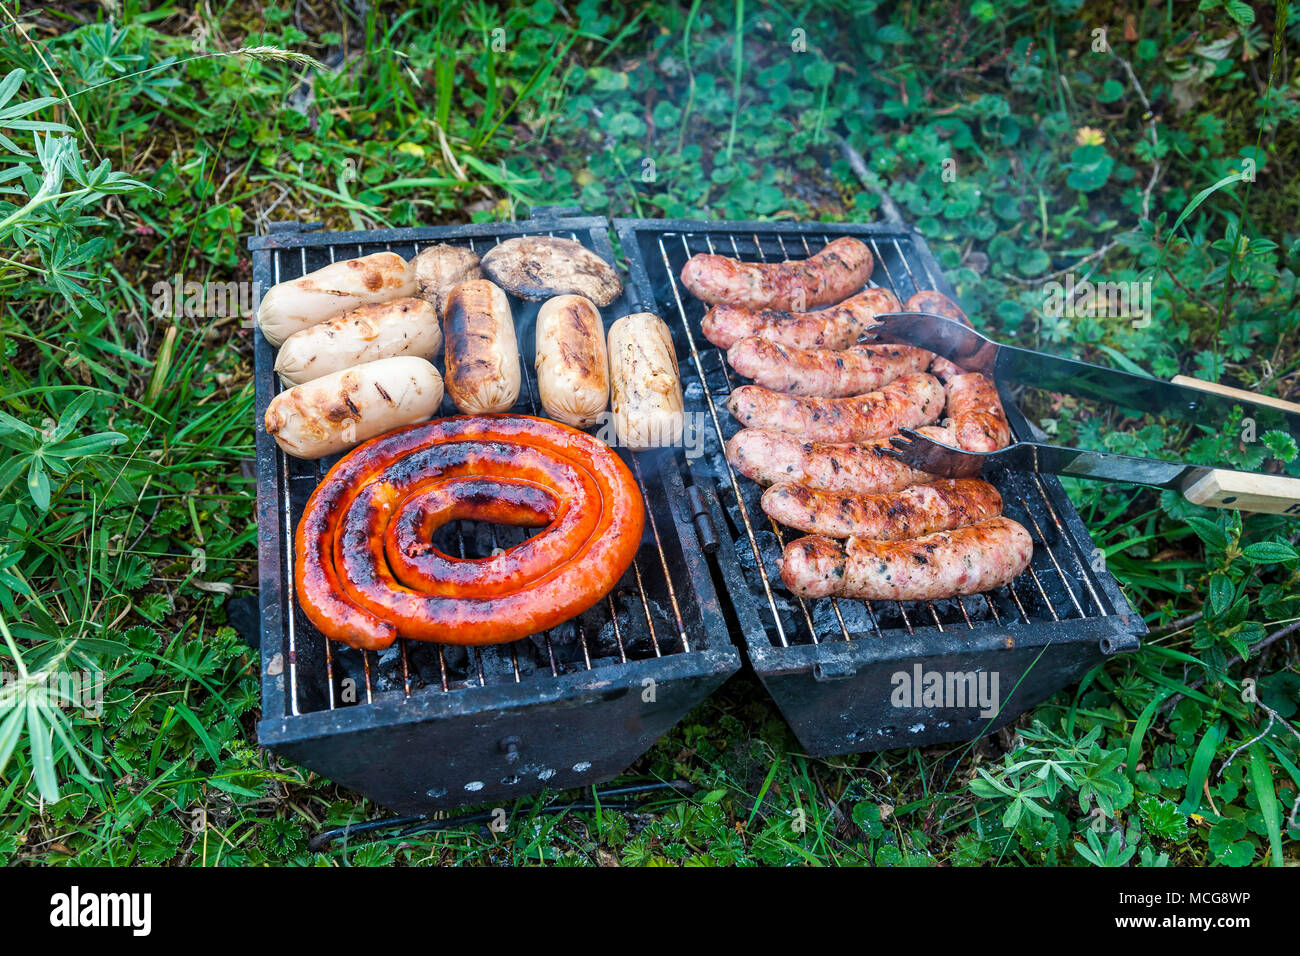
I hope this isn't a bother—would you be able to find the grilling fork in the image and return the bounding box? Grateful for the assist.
[866,311,1300,516]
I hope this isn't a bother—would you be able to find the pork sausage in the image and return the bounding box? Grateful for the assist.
[944,372,1012,452]
[726,371,945,443]
[682,236,873,310]
[701,287,901,350]
[725,339,932,397]
[780,516,1034,600]
[725,426,952,493]
[761,478,1003,539]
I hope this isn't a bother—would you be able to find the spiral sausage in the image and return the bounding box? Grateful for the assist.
[295,415,645,650]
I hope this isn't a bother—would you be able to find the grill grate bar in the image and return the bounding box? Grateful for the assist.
[1034,474,1109,616]
[631,455,691,651]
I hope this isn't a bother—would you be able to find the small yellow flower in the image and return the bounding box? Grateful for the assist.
[396,142,425,158]
[1075,127,1105,146]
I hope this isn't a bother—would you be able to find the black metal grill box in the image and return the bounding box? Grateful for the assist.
[249,207,1145,814]
[250,210,740,815]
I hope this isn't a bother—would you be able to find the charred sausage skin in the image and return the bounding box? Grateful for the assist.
[295,415,644,650]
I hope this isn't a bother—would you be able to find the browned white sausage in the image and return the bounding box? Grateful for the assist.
[443,279,522,414]
[535,295,608,428]
[257,252,415,346]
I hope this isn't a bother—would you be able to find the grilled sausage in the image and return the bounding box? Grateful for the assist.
[726,372,945,443]
[295,415,645,649]
[944,372,1012,452]
[681,236,873,310]
[257,251,415,346]
[726,339,933,397]
[274,297,442,386]
[264,356,443,459]
[534,294,609,428]
[761,478,1003,539]
[701,287,901,350]
[780,516,1033,600]
[443,279,522,414]
[412,244,483,317]
[481,236,623,306]
[725,426,953,493]
[608,312,685,450]
[904,289,970,381]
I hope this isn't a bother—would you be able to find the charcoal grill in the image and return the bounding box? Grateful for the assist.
[250,208,739,815]
[614,217,1146,754]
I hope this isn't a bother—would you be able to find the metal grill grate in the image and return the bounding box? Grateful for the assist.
[251,219,707,720]
[617,219,1133,650]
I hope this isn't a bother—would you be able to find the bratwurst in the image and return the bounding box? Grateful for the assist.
[701,287,901,350]
[682,236,873,311]
[725,426,953,494]
[726,371,945,443]
[726,338,932,397]
[761,478,1003,539]
[780,516,1033,601]
[944,372,1012,452]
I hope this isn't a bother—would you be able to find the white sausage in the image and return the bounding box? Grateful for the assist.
[263,356,443,459]
[534,295,609,427]
[257,252,415,346]
[273,297,442,386]
[442,279,521,414]
[607,312,684,450]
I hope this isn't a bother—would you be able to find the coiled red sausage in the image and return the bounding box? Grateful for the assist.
[294,415,645,650]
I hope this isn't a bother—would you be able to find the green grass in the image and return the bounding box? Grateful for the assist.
[0,0,1297,866]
